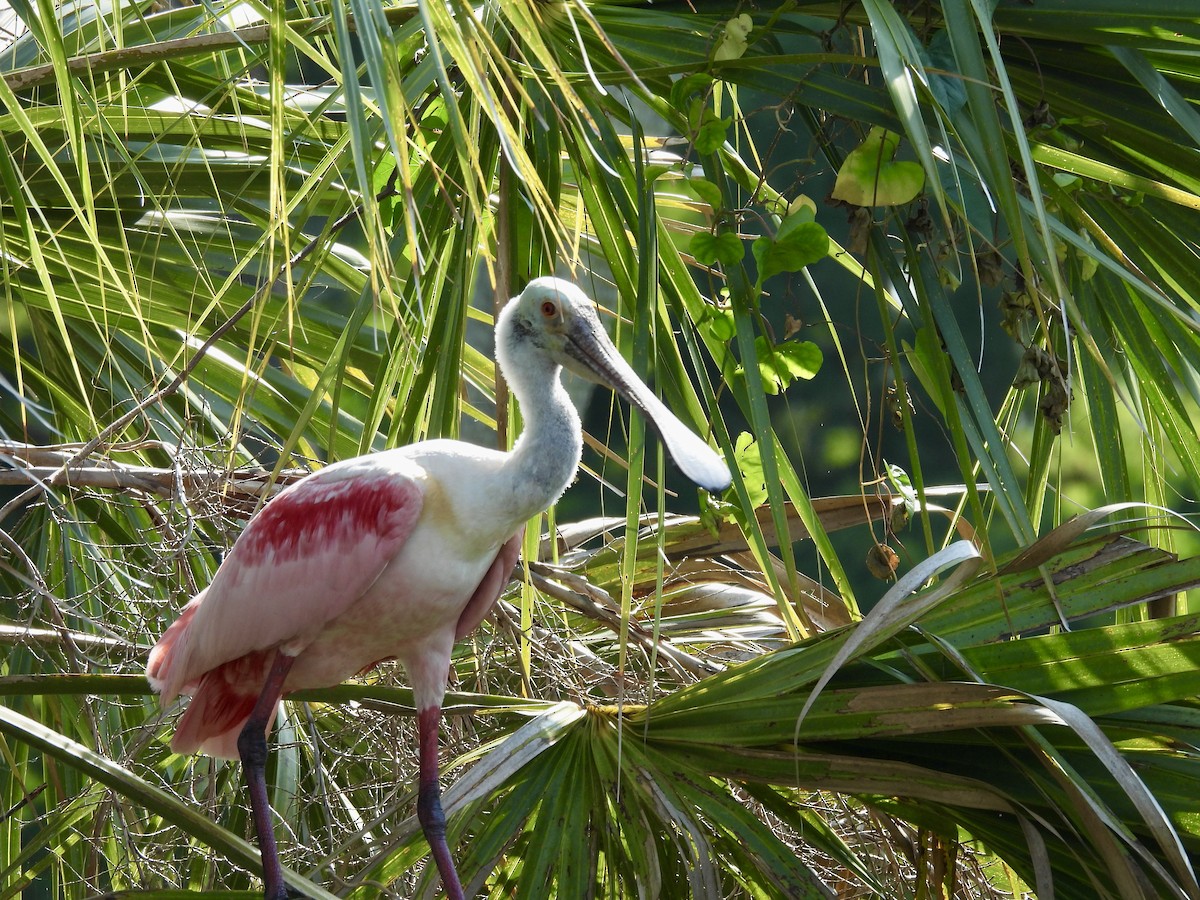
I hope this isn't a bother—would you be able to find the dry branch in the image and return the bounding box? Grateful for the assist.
[0,439,307,510]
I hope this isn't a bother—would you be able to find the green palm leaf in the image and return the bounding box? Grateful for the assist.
[3,1,1200,897]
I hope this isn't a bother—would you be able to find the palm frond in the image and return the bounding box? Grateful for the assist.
[3,1,1199,897]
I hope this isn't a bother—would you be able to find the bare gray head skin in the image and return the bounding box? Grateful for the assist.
[497,277,732,494]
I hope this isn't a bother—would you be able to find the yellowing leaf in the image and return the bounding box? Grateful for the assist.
[714,14,753,62]
[787,194,817,219]
[832,126,926,207]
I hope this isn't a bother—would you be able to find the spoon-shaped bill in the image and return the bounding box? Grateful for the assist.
[564,318,732,494]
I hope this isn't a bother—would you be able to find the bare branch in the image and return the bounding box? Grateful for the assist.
[0,464,298,498]
[0,440,306,514]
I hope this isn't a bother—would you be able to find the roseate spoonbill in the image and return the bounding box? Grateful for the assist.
[146,277,731,899]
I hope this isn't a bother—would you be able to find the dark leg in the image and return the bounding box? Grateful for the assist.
[416,705,465,900]
[237,650,296,900]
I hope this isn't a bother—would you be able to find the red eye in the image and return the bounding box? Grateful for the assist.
[541,300,558,318]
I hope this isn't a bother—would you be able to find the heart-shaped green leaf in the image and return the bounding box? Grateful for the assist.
[832,126,926,207]
[699,307,736,342]
[771,339,823,382]
[752,221,829,285]
[752,336,824,394]
[733,432,768,507]
[688,177,724,211]
[689,231,744,266]
[695,114,732,154]
[787,194,817,219]
[671,72,713,109]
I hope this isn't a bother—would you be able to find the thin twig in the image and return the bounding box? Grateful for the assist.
[491,598,620,695]
[1,784,46,823]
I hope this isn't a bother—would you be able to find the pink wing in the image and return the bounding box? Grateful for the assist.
[148,464,423,707]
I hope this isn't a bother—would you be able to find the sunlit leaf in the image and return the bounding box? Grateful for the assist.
[831,126,926,207]
[713,14,753,62]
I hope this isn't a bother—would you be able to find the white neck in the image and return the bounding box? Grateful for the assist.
[495,325,584,527]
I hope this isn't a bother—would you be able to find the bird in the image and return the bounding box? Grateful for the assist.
[146,277,732,899]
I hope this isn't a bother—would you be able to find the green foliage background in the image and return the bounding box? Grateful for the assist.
[1,1,1199,898]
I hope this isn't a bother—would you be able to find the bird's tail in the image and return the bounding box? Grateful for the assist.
[170,649,277,759]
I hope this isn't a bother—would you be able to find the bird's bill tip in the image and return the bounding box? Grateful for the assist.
[650,413,732,494]
[697,462,733,494]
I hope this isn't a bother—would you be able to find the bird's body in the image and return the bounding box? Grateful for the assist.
[150,442,540,757]
[148,278,731,899]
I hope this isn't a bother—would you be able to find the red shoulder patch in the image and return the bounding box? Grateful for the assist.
[235,476,421,567]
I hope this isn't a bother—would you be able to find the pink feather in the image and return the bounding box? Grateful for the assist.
[148,462,427,754]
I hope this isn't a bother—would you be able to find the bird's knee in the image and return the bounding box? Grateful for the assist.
[417,788,446,838]
[237,722,269,768]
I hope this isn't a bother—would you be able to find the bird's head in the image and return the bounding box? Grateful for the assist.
[497,277,732,494]
[499,276,602,368]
